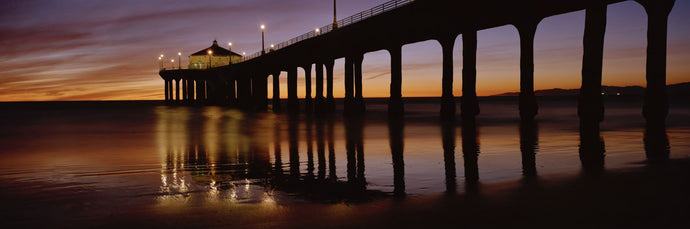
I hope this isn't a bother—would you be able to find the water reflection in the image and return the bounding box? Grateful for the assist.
[520,119,538,179]
[156,107,387,204]
[154,104,675,203]
[345,114,366,189]
[579,120,606,177]
[389,114,405,198]
[441,115,457,194]
[461,117,481,194]
[645,120,670,164]
[156,107,272,204]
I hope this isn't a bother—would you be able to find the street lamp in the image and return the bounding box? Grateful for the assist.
[270,44,275,52]
[177,52,181,69]
[261,24,266,55]
[170,59,174,69]
[207,50,213,69]
[333,0,338,29]
[242,52,246,61]
[315,28,320,35]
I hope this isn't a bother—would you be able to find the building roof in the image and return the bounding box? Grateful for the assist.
[190,40,242,57]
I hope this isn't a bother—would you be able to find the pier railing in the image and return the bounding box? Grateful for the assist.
[244,0,414,61]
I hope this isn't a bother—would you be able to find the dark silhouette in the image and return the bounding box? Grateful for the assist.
[306,113,315,181]
[159,0,675,123]
[288,113,300,182]
[578,1,607,123]
[579,120,606,177]
[519,119,538,179]
[441,115,457,194]
[327,113,337,181]
[316,113,327,181]
[644,119,670,164]
[461,117,480,194]
[388,114,405,198]
[344,113,366,189]
[274,121,284,179]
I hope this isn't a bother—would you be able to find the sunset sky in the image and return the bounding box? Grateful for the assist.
[0,0,688,101]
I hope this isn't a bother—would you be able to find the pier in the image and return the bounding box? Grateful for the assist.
[159,0,675,122]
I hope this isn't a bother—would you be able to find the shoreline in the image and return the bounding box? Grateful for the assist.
[2,158,688,228]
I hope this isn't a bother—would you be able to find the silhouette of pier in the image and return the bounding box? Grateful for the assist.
[159,0,675,122]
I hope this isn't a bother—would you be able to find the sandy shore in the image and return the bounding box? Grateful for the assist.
[2,158,688,228]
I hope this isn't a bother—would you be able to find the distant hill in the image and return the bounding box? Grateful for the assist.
[492,82,690,97]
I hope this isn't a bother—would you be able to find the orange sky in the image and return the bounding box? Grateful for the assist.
[0,0,688,101]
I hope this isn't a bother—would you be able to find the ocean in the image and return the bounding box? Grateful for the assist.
[1,96,689,228]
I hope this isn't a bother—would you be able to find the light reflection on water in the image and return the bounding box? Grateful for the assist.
[0,97,688,209]
[146,97,689,205]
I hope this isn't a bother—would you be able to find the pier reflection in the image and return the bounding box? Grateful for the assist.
[155,108,384,204]
[520,119,538,180]
[461,117,480,194]
[155,106,674,204]
[644,120,670,164]
[441,115,457,194]
[579,120,606,177]
[389,114,405,198]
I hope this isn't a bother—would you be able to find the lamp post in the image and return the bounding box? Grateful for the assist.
[170,59,174,69]
[177,52,181,69]
[159,54,164,69]
[261,24,266,55]
[207,50,213,69]
[270,44,275,52]
[242,52,246,61]
[315,28,320,35]
[333,0,338,29]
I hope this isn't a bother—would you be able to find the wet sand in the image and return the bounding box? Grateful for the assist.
[3,158,688,228]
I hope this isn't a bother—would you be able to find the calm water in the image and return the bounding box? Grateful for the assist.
[1,96,689,227]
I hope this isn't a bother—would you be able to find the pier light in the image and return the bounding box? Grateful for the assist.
[207,50,213,69]
[315,28,320,35]
[158,56,162,69]
[261,24,266,55]
[177,52,181,69]
[228,42,232,52]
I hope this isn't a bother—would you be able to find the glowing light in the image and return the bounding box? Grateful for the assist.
[315,28,320,34]
[208,50,213,55]
[270,44,274,48]
[228,42,232,46]
[178,52,181,56]
[170,59,174,63]
[260,24,265,30]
